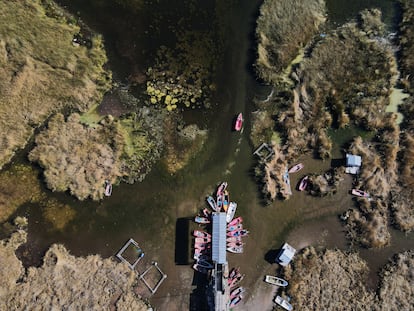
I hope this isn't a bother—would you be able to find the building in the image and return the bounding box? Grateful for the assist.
[345,153,362,174]
[276,243,296,266]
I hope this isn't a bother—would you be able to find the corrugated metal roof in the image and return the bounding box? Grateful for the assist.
[346,154,362,167]
[212,213,227,264]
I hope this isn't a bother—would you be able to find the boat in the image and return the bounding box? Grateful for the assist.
[298,175,309,191]
[227,229,249,237]
[216,181,228,197]
[229,274,245,288]
[234,113,243,131]
[227,224,243,232]
[223,190,230,212]
[229,294,243,308]
[228,216,243,227]
[226,202,237,223]
[206,196,218,211]
[227,241,244,248]
[193,230,211,238]
[274,295,293,311]
[195,216,210,224]
[264,275,288,287]
[194,248,210,259]
[193,263,209,274]
[226,236,242,243]
[194,242,211,250]
[202,208,211,218]
[195,237,211,244]
[230,286,246,299]
[216,195,223,211]
[104,180,112,196]
[288,163,304,173]
[227,245,243,254]
[351,189,370,198]
[197,259,213,269]
[229,267,240,279]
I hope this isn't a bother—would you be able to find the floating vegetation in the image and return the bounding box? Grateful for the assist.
[0,165,44,223]
[0,0,111,169]
[146,30,219,110]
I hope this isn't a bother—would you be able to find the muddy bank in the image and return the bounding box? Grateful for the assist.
[0,225,151,310]
[281,247,414,311]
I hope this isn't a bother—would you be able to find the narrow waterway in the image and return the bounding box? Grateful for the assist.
[4,0,414,310]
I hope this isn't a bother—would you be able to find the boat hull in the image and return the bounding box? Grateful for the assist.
[234,113,243,131]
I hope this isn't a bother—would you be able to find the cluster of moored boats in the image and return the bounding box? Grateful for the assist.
[227,267,245,308]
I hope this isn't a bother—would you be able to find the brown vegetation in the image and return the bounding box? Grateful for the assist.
[0,0,111,169]
[308,168,345,197]
[253,9,397,203]
[399,0,414,93]
[282,247,414,311]
[0,227,150,310]
[255,0,326,83]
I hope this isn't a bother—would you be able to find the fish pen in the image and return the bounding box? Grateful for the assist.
[116,238,145,270]
[253,143,274,161]
[138,261,167,295]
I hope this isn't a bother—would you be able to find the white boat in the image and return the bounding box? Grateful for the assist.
[264,275,288,287]
[227,245,243,254]
[104,180,112,196]
[274,295,293,311]
[206,196,218,211]
[226,202,237,223]
[226,236,242,243]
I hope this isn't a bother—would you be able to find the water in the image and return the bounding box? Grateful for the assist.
[3,0,413,309]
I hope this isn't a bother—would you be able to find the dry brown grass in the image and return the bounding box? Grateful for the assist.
[283,247,414,311]
[255,0,326,83]
[399,0,414,93]
[0,0,111,169]
[0,229,150,310]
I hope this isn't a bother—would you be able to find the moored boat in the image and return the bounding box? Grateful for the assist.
[234,113,243,131]
[197,258,213,269]
[202,208,211,218]
[228,216,243,227]
[193,230,211,238]
[298,176,309,191]
[104,180,112,196]
[264,275,288,287]
[274,295,293,311]
[227,229,249,237]
[227,224,243,232]
[229,294,243,308]
[288,163,304,173]
[195,216,210,224]
[216,195,223,211]
[351,189,370,198]
[229,273,245,288]
[226,236,242,243]
[223,190,230,212]
[227,245,243,254]
[194,242,211,250]
[226,202,237,223]
[193,263,209,274]
[195,237,211,244]
[230,286,246,299]
[206,196,218,211]
[229,267,240,279]
[216,181,228,197]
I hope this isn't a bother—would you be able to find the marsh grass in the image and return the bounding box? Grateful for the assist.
[0,0,111,169]
[255,0,326,84]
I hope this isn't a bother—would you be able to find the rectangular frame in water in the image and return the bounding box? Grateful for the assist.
[116,238,144,270]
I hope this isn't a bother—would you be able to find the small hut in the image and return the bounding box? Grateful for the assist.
[345,154,362,174]
[276,243,296,266]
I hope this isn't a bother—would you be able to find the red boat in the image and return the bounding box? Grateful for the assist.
[288,163,304,173]
[227,229,249,237]
[216,182,228,197]
[228,216,243,227]
[298,176,309,191]
[234,113,243,131]
[229,294,243,308]
[351,189,370,198]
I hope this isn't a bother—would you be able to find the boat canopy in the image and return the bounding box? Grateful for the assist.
[212,212,227,264]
